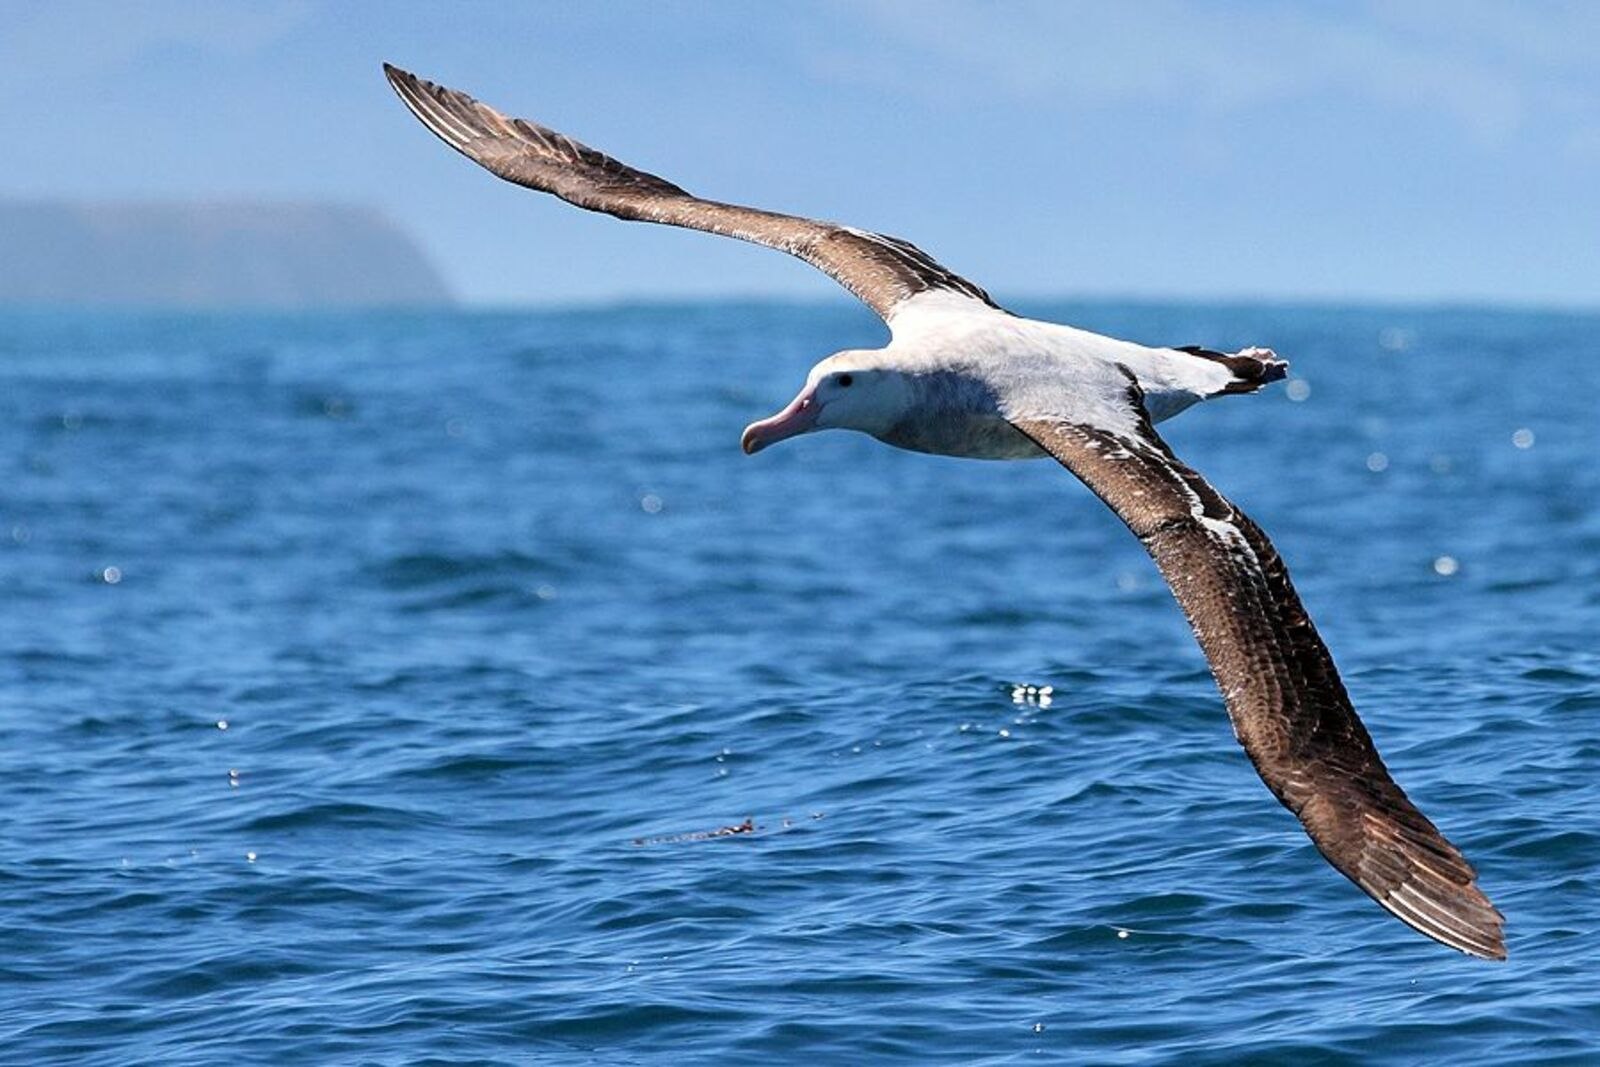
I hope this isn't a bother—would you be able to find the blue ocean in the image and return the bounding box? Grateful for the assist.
[1,301,1595,1064]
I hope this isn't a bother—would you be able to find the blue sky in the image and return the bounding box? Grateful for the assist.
[3,1,1597,307]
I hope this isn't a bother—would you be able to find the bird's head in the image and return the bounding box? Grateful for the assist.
[742,352,911,455]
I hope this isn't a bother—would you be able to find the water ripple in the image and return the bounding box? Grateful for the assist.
[1,305,1596,1064]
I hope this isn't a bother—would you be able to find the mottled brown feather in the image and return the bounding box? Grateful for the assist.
[1010,393,1505,959]
[383,65,998,320]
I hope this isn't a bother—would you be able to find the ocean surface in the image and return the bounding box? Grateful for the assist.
[1,301,1596,1064]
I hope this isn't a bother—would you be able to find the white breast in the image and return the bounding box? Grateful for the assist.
[884,292,1228,445]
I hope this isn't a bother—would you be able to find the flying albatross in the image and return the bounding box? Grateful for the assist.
[384,64,1505,960]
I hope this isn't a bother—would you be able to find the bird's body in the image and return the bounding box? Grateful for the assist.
[384,64,1505,960]
[800,290,1281,461]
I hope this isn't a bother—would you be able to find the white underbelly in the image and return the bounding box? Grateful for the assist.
[879,415,1049,460]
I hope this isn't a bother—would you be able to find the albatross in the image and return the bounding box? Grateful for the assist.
[384,64,1505,960]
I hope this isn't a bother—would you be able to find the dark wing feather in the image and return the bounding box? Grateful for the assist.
[1010,400,1505,959]
[383,64,999,321]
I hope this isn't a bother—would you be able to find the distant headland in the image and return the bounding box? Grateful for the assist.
[0,200,454,310]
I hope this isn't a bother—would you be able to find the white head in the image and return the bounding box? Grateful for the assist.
[741,352,913,454]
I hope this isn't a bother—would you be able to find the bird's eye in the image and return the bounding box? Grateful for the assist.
[837,373,854,388]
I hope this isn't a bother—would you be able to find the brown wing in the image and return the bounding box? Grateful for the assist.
[1010,397,1505,959]
[383,64,999,321]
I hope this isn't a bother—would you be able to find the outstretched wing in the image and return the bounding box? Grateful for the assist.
[383,64,1000,322]
[1010,393,1505,959]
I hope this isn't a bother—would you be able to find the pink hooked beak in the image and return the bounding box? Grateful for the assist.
[741,383,821,455]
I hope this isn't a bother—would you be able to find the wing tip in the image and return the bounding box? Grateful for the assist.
[1451,921,1508,962]
[381,61,413,90]
[381,62,489,158]
[1378,878,1507,961]
[1480,941,1509,962]
[1444,906,1508,962]
[380,61,428,115]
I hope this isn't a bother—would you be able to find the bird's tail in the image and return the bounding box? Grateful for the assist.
[1174,344,1288,396]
